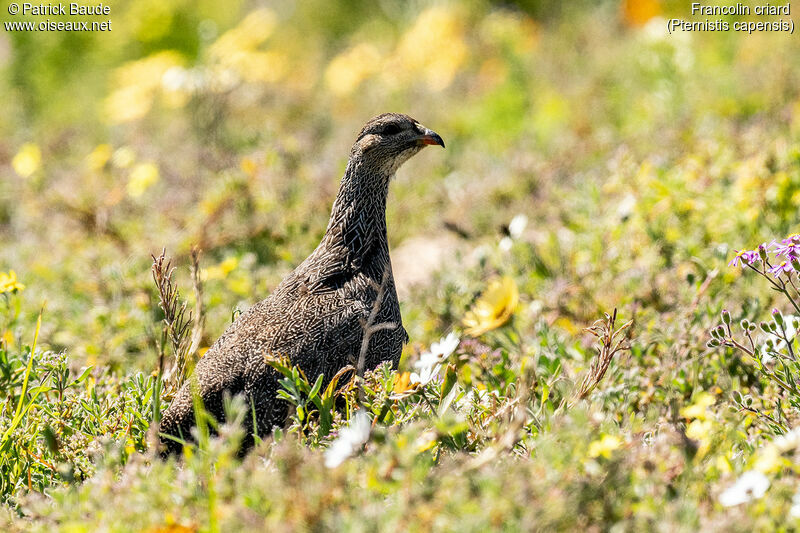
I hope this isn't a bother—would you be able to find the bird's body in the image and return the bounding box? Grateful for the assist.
[159,114,444,454]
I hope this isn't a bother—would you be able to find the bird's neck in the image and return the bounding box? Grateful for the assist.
[323,157,390,262]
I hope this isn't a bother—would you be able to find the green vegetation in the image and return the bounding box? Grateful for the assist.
[3,0,800,530]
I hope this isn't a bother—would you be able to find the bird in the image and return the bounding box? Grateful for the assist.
[159,113,445,454]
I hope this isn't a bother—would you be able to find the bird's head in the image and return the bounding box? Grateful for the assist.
[352,113,445,174]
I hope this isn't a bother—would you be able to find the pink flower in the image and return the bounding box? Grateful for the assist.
[729,249,758,267]
[768,261,795,277]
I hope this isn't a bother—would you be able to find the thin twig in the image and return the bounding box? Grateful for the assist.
[355,267,395,404]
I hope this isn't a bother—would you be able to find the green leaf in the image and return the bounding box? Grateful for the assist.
[438,384,461,418]
[68,366,94,388]
[0,311,43,455]
[26,384,52,397]
[440,364,458,403]
[309,374,324,399]
[13,310,41,421]
[276,390,296,403]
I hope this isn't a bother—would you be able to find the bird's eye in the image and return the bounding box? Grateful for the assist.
[381,124,401,135]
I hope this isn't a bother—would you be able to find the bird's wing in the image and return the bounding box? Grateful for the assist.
[298,246,356,293]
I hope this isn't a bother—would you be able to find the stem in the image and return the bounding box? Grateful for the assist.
[787,276,800,299]
[739,404,787,432]
[777,321,797,361]
[726,338,800,395]
[748,261,800,314]
[419,389,437,413]
[726,338,755,358]
[744,330,756,353]
[780,287,800,315]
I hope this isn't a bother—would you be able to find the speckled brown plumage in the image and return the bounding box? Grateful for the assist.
[159,113,444,454]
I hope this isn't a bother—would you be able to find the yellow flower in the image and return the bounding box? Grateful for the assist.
[226,274,252,296]
[685,419,712,441]
[393,371,413,394]
[462,276,519,336]
[680,392,715,420]
[325,43,382,97]
[414,430,438,453]
[127,162,160,198]
[622,0,661,26]
[112,146,136,168]
[240,157,257,176]
[1,330,14,349]
[685,419,713,457]
[0,270,25,294]
[209,8,277,60]
[201,256,239,281]
[715,454,733,473]
[145,523,196,533]
[587,434,623,459]
[12,143,41,178]
[87,144,113,171]
[392,5,467,91]
[207,8,286,85]
[103,51,185,123]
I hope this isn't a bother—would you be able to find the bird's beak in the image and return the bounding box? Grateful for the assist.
[416,128,445,148]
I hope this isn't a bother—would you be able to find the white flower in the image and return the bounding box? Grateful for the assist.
[472,244,492,263]
[642,17,668,43]
[616,193,637,220]
[790,487,800,518]
[162,66,189,91]
[508,214,528,239]
[410,363,441,387]
[719,470,770,507]
[414,350,441,370]
[498,236,513,252]
[414,332,460,371]
[161,66,207,92]
[324,410,371,468]
[773,427,800,453]
[430,331,460,359]
[408,333,459,388]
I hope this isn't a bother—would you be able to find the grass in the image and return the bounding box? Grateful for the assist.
[3,0,800,530]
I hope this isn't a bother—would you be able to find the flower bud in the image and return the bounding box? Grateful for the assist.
[791,256,800,272]
[773,309,785,327]
[759,243,768,261]
[760,322,771,334]
[722,309,731,325]
[740,319,750,330]
[707,339,720,348]
[716,325,726,338]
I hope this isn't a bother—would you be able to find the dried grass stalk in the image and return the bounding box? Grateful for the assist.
[573,309,633,404]
[151,248,204,391]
